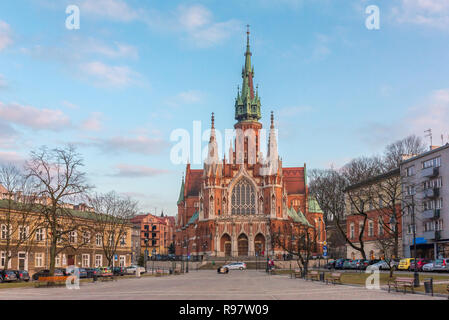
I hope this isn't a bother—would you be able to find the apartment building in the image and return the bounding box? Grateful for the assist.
[400,144,449,259]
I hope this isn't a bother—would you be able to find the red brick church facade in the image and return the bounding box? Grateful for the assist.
[174,29,324,258]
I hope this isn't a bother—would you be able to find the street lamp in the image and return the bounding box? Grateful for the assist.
[411,194,419,287]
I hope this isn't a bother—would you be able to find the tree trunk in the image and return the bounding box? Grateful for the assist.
[49,236,57,276]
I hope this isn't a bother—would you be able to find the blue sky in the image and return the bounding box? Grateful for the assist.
[0,0,448,215]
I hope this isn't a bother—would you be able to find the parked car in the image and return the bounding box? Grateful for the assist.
[354,259,369,270]
[32,269,66,281]
[422,262,435,272]
[113,267,126,276]
[325,260,336,269]
[12,270,30,282]
[433,258,449,272]
[98,267,113,277]
[0,270,18,283]
[342,260,355,269]
[222,262,247,270]
[85,268,100,278]
[65,267,88,279]
[410,259,431,272]
[398,258,415,271]
[125,265,145,275]
[217,266,229,274]
[367,259,398,271]
[334,259,347,269]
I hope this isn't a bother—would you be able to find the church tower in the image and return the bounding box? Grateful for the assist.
[233,26,263,165]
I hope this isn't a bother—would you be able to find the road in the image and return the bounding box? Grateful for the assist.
[0,270,443,300]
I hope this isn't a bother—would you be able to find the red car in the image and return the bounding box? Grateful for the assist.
[409,259,431,271]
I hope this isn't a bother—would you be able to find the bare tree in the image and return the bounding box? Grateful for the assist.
[0,164,43,270]
[25,145,93,276]
[270,222,317,276]
[384,135,427,170]
[88,191,138,267]
[308,169,349,258]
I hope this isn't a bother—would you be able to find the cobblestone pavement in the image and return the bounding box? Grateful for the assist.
[0,270,443,300]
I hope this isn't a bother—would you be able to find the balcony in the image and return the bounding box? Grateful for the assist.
[421,167,439,178]
[422,209,440,219]
[423,230,441,240]
[424,188,440,199]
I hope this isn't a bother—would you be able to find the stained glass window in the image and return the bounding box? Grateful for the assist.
[231,179,256,215]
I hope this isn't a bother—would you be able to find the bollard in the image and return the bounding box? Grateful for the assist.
[423,278,433,296]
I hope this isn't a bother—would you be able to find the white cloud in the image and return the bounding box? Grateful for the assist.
[0,151,24,165]
[0,21,12,51]
[393,0,449,29]
[177,5,240,48]
[80,61,143,88]
[81,112,103,131]
[166,90,204,107]
[79,0,139,22]
[358,88,449,148]
[0,102,71,131]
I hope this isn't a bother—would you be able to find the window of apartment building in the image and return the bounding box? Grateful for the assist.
[82,254,90,268]
[35,253,44,268]
[0,251,5,268]
[350,224,355,239]
[435,219,444,231]
[95,254,102,267]
[35,228,45,242]
[378,218,384,236]
[62,254,67,266]
[120,235,126,247]
[96,234,102,247]
[69,231,77,243]
[407,224,416,235]
[0,224,10,240]
[424,221,435,232]
[423,177,443,189]
[194,202,199,208]
[422,157,441,169]
[359,222,364,236]
[368,221,374,237]
[379,198,383,208]
[405,166,415,177]
[108,234,114,246]
[119,255,125,267]
[406,185,415,196]
[55,254,61,267]
[83,231,91,244]
[18,226,29,241]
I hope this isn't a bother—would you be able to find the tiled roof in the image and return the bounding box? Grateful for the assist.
[185,211,199,227]
[308,198,323,213]
[287,206,312,227]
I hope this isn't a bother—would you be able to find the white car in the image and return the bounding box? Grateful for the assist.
[422,262,434,272]
[126,265,145,275]
[222,262,247,270]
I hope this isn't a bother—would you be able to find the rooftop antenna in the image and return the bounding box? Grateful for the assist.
[441,134,444,146]
[424,129,432,148]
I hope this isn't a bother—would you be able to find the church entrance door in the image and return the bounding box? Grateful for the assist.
[238,234,248,257]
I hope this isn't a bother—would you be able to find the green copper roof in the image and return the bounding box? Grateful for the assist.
[177,177,185,205]
[235,27,261,123]
[287,206,312,227]
[308,198,323,213]
[186,211,199,226]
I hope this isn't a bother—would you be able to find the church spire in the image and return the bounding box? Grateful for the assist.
[205,113,219,167]
[235,25,261,123]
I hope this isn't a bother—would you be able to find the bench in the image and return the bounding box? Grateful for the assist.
[100,273,115,282]
[306,270,319,281]
[388,277,415,294]
[34,276,69,287]
[292,269,302,279]
[328,272,342,285]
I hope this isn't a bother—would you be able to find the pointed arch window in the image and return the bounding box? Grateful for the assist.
[231,179,256,215]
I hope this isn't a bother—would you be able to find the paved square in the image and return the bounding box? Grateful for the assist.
[0,270,443,300]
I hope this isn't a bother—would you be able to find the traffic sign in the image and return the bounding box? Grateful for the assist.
[323,251,328,257]
[323,245,327,251]
[323,241,327,246]
[114,254,118,261]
